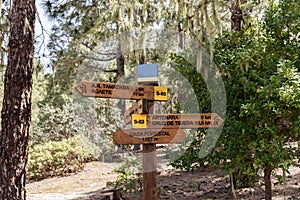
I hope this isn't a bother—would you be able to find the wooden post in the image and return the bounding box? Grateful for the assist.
[76,63,224,200]
[137,64,159,200]
[142,99,158,200]
[143,143,157,199]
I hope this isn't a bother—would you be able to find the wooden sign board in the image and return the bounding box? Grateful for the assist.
[131,113,224,129]
[76,81,168,101]
[124,99,147,124]
[113,128,186,144]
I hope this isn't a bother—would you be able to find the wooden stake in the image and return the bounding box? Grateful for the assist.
[142,144,157,200]
[142,98,158,200]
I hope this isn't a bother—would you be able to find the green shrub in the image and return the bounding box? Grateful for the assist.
[27,136,93,181]
[31,102,77,145]
[107,157,142,192]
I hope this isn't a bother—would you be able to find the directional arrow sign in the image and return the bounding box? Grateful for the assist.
[113,128,186,144]
[76,81,168,101]
[131,113,224,129]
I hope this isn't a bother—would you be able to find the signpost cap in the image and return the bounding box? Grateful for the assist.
[137,64,159,85]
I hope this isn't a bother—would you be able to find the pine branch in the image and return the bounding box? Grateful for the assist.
[80,54,117,62]
[103,69,117,73]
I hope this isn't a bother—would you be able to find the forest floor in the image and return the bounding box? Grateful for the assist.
[27,152,300,200]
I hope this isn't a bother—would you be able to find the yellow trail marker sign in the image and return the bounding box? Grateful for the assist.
[76,81,168,101]
[154,86,168,101]
[113,128,186,144]
[131,114,147,128]
[131,113,224,129]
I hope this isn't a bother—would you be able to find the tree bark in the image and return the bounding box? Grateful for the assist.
[178,23,184,49]
[230,0,244,31]
[116,43,125,81]
[0,0,35,199]
[116,41,125,113]
[264,166,272,200]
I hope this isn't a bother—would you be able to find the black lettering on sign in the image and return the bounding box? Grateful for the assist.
[130,131,172,137]
[151,115,179,120]
[130,132,162,137]
[195,120,205,125]
[115,85,130,90]
[133,119,145,124]
[103,84,115,89]
[142,137,152,142]
[156,91,167,96]
[175,121,193,125]
[169,115,179,120]
[152,121,174,126]
[91,88,112,95]
[130,131,151,137]
[152,115,165,120]
[133,91,144,97]
[153,138,159,141]
[155,131,170,137]
[205,121,211,125]
[91,83,101,88]
[205,115,211,120]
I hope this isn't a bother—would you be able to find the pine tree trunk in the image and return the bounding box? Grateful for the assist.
[264,166,272,200]
[116,43,125,80]
[178,23,184,48]
[0,0,35,199]
[116,41,125,113]
[230,0,243,31]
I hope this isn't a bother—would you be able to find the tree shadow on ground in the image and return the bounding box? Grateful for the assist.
[71,166,300,200]
[71,190,114,200]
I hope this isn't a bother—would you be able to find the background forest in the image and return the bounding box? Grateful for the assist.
[0,0,299,199]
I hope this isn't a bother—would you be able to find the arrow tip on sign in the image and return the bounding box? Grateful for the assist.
[210,113,224,128]
[75,82,89,96]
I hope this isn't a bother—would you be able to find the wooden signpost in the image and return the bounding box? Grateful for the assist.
[75,64,224,200]
[76,81,168,101]
[131,113,224,129]
[113,128,186,144]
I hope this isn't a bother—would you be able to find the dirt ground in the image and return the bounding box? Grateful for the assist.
[26,162,119,200]
[124,166,300,200]
[27,156,300,200]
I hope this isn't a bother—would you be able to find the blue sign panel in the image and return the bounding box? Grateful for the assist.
[137,64,158,84]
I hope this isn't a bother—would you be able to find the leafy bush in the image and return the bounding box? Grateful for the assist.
[107,157,142,193]
[170,2,300,198]
[27,136,93,181]
[31,102,77,145]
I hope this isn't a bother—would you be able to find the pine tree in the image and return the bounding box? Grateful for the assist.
[0,0,36,199]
